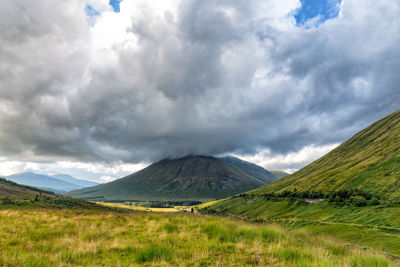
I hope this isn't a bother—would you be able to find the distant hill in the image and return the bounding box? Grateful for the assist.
[5,172,97,193]
[52,174,99,188]
[250,110,400,200]
[68,155,281,203]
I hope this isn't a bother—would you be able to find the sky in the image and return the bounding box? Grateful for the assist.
[0,0,399,182]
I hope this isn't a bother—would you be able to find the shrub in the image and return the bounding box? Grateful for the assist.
[370,197,380,206]
[349,196,367,207]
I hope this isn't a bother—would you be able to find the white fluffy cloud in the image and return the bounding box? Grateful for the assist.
[232,143,339,173]
[0,0,399,180]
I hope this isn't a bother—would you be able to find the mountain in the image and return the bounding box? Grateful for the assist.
[250,109,400,200]
[52,174,99,188]
[68,155,281,203]
[6,173,82,193]
[220,156,278,184]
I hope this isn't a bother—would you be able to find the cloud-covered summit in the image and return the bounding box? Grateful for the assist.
[0,0,399,165]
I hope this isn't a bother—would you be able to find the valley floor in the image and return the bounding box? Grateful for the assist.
[0,209,398,266]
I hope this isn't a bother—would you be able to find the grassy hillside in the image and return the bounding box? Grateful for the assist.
[201,110,400,256]
[202,197,400,255]
[0,209,397,266]
[0,177,54,198]
[252,110,400,200]
[0,177,121,211]
[68,156,280,203]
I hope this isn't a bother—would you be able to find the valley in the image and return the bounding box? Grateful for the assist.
[1,110,400,266]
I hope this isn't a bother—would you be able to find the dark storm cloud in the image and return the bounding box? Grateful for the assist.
[0,0,399,164]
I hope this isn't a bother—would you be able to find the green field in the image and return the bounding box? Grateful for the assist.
[0,208,398,266]
[201,197,400,256]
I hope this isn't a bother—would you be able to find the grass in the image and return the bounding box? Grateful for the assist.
[96,202,183,212]
[0,209,398,266]
[201,197,400,256]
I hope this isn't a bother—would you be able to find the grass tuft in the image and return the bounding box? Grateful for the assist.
[135,244,174,262]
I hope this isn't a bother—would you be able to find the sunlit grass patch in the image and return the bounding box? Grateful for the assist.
[0,209,398,266]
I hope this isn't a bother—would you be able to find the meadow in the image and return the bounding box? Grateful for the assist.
[0,208,398,266]
[201,197,400,256]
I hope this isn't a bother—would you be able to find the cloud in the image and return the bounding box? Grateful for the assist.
[231,143,340,173]
[0,0,399,169]
[0,157,147,182]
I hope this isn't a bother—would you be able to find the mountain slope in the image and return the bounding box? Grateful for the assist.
[0,177,54,198]
[201,110,400,256]
[250,110,400,200]
[68,155,280,202]
[220,156,278,184]
[52,174,99,188]
[6,173,81,193]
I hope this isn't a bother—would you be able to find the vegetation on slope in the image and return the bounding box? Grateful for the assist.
[68,155,280,203]
[0,177,122,211]
[0,177,55,198]
[0,209,397,266]
[201,197,400,256]
[251,110,400,200]
[202,110,400,256]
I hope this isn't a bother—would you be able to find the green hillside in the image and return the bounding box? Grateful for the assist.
[252,109,400,200]
[0,177,54,198]
[0,177,119,211]
[201,110,400,256]
[68,155,279,203]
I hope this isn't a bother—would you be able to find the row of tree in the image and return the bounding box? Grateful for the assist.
[235,188,381,207]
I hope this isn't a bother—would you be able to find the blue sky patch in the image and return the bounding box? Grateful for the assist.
[85,4,100,17]
[109,0,123,12]
[294,0,342,27]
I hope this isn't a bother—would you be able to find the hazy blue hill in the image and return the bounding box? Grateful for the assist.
[6,172,81,193]
[52,174,99,188]
[68,155,280,203]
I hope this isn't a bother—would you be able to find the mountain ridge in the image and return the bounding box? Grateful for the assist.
[5,172,99,193]
[68,155,281,202]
